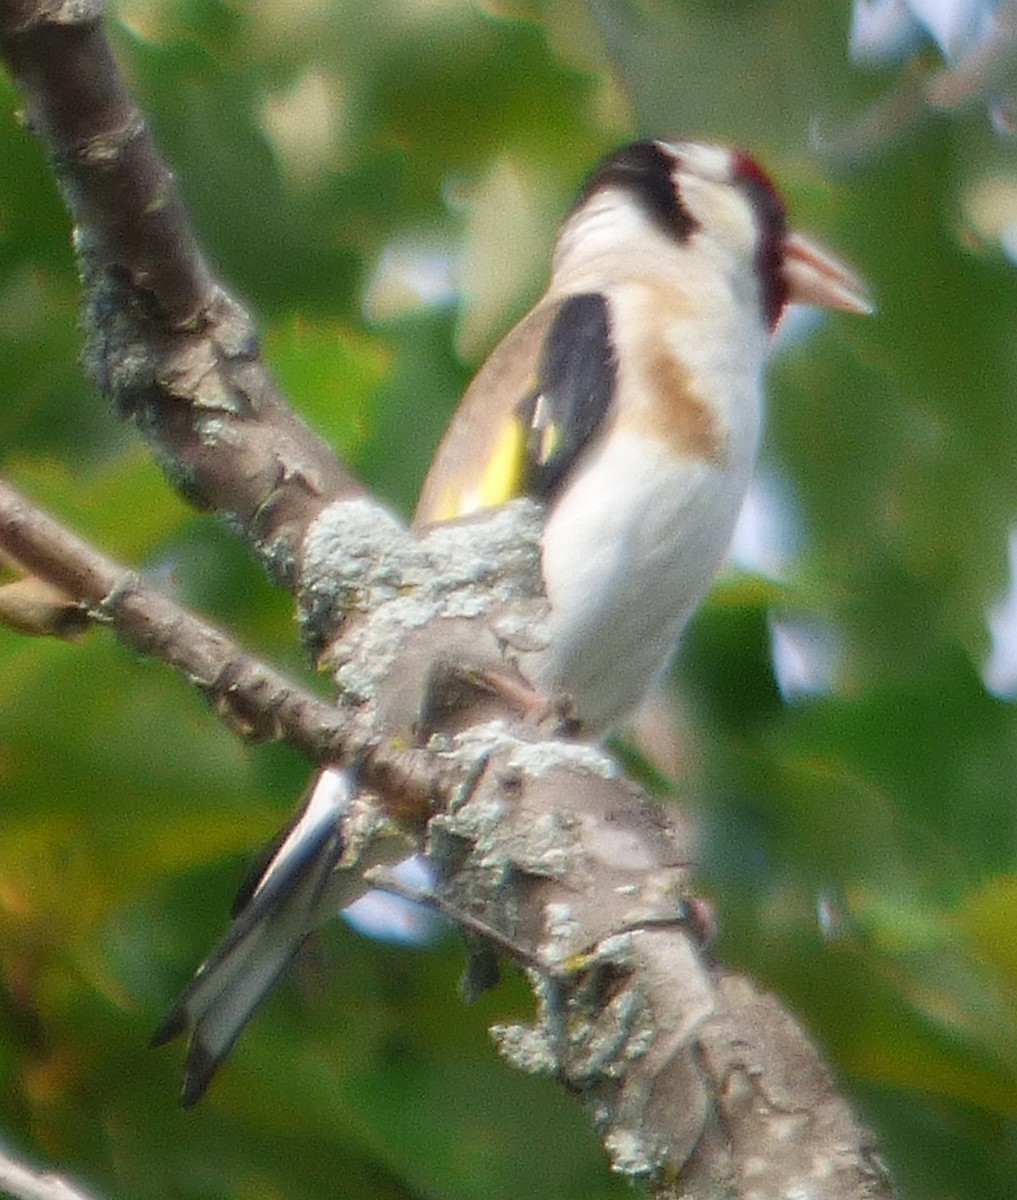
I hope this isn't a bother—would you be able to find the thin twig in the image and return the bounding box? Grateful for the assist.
[0,477,441,815]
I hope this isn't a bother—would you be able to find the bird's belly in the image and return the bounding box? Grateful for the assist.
[529,428,756,730]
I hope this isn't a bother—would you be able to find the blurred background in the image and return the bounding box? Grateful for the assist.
[2,0,1017,1196]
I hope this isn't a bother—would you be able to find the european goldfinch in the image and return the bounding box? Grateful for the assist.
[154,139,871,1103]
[417,139,870,728]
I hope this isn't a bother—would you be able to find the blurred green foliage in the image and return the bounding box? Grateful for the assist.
[1,0,1017,1196]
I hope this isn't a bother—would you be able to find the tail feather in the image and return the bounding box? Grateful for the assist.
[154,768,352,1105]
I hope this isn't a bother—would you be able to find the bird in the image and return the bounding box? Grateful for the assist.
[153,138,872,1103]
[415,138,870,728]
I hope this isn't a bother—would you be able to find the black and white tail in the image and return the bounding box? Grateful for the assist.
[152,769,354,1106]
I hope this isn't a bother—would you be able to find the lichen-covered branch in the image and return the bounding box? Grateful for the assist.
[0,0,365,584]
[454,756,893,1198]
[299,495,897,1199]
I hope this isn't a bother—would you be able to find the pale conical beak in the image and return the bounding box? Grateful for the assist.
[783,231,874,315]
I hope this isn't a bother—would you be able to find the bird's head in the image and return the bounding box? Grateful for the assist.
[558,139,872,331]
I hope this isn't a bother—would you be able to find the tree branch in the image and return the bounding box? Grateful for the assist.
[0,478,342,742]
[0,0,365,585]
[0,478,440,815]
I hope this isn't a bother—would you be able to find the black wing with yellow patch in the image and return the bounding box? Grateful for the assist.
[413,292,618,525]
[518,291,617,501]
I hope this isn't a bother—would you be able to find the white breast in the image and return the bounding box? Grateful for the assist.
[521,195,769,730]
[528,367,762,731]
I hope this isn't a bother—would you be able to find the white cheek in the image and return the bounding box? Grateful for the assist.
[680,176,759,263]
